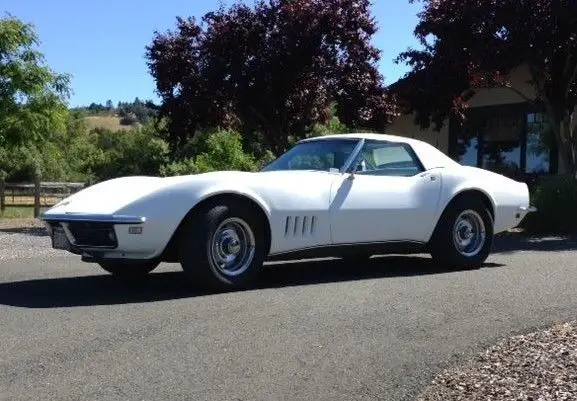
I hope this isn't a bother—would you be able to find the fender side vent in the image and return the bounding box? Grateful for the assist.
[284,215,317,237]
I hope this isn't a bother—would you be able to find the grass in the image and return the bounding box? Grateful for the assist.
[82,115,137,131]
[0,206,35,219]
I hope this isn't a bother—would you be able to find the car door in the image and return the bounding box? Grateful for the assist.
[329,140,442,245]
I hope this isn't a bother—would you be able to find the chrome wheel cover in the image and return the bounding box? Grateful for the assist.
[452,209,486,257]
[209,217,255,277]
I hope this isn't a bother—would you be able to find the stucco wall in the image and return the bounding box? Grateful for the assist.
[386,113,449,154]
[468,64,536,108]
[387,63,574,175]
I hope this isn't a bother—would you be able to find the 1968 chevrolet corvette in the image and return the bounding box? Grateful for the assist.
[41,133,535,289]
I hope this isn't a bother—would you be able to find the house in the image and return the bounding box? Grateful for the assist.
[386,64,566,179]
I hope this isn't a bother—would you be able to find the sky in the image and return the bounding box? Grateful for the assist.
[2,0,423,107]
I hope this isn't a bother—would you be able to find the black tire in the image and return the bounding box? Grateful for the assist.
[430,195,494,269]
[178,201,267,290]
[98,261,159,278]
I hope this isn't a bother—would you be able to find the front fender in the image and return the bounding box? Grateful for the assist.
[116,180,272,258]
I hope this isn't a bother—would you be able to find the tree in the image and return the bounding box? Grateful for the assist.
[0,16,70,151]
[146,0,391,153]
[396,0,577,176]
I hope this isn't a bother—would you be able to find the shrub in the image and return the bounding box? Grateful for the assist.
[159,158,198,177]
[160,130,258,176]
[119,113,138,125]
[522,175,577,235]
[89,125,170,181]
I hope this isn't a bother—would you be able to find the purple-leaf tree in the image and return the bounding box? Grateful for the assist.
[396,0,577,176]
[146,0,392,153]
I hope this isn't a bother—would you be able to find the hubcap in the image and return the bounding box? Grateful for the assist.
[453,210,486,257]
[209,217,255,277]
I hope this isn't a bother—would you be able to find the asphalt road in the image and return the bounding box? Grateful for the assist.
[1,235,577,401]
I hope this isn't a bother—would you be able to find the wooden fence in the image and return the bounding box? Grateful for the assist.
[0,179,87,217]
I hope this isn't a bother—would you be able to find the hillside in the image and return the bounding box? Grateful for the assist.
[82,115,138,131]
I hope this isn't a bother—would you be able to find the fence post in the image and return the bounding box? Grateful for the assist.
[0,173,5,216]
[34,168,42,218]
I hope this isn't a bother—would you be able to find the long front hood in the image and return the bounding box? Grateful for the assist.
[43,169,335,218]
[44,176,169,216]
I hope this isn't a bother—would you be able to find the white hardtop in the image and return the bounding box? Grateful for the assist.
[299,132,461,170]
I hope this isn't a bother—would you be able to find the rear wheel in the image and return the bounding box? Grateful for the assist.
[178,201,267,290]
[430,196,493,269]
[98,261,159,278]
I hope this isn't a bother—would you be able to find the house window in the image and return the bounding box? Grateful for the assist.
[480,110,523,176]
[450,105,557,177]
[526,112,553,174]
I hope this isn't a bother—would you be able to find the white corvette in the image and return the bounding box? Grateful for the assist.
[41,133,534,289]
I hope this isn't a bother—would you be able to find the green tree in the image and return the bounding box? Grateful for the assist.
[160,129,260,176]
[90,125,170,181]
[0,16,71,150]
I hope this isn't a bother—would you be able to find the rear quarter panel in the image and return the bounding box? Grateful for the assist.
[437,166,530,235]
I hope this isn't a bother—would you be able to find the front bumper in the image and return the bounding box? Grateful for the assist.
[518,206,538,213]
[41,213,146,225]
[40,213,147,254]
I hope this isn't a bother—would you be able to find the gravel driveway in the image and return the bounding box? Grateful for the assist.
[1,221,577,401]
[0,221,67,261]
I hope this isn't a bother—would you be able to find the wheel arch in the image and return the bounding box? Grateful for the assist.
[428,188,496,244]
[450,188,495,220]
[160,192,272,262]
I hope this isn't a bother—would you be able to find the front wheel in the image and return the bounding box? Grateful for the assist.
[98,261,159,278]
[430,196,494,269]
[178,202,267,290]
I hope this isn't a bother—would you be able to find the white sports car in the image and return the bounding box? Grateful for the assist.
[41,133,534,289]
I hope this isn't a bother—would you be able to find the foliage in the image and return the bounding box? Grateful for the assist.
[89,125,170,181]
[0,16,70,148]
[522,176,577,235]
[119,113,138,125]
[146,0,391,153]
[396,0,577,175]
[71,98,158,125]
[158,157,197,177]
[160,129,259,176]
[117,97,156,125]
[310,113,350,138]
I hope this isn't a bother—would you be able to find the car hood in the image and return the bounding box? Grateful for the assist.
[44,170,332,216]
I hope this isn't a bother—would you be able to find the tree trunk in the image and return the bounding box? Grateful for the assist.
[562,117,577,178]
[542,104,576,178]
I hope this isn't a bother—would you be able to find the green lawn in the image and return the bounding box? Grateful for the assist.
[0,206,35,219]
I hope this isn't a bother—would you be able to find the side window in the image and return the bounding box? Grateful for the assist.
[355,141,424,177]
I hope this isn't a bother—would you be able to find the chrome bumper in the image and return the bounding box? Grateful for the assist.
[518,206,538,213]
[40,213,146,224]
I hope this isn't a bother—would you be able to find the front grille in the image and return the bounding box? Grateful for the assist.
[67,222,118,248]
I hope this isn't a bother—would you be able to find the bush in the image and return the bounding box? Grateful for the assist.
[159,157,198,177]
[522,175,577,235]
[119,113,138,125]
[160,129,259,176]
[89,125,170,181]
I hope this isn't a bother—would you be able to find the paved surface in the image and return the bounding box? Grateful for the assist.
[1,230,577,401]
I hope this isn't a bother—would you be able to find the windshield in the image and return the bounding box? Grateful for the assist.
[262,139,360,172]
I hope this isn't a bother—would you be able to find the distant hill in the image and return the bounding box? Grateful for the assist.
[82,115,138,131]
[71,98,159,132]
